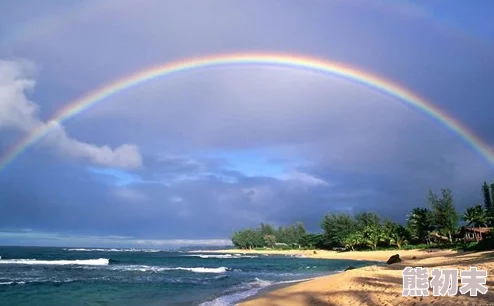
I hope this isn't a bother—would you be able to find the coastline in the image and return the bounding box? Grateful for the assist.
[192,249,494,305]
[192,248,460,262]
[236,273,338,305]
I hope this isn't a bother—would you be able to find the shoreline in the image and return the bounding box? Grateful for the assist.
[235,272,342,305]
[191,248,459,262]
[191,249,494,305]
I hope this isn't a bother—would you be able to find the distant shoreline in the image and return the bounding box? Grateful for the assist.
[189,248,456,262]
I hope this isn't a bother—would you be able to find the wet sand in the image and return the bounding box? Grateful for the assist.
[202,249,494,305]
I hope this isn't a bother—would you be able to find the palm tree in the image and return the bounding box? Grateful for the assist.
[382,220,397,247]
[462,205,488,227]
[344,232,363,251]
[406,207,434,244]
[389,225,410,249]
[462,205,488,242]
[364,224,385,250]
[390,234,408,249]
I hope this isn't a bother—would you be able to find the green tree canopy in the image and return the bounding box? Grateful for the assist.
[482,181,492,213]
[406,207,434,243]
[354,212,381,231]
[321,213,356,247]
[462,205,488,227]
[231,222,307,249]
[428,188,459,241]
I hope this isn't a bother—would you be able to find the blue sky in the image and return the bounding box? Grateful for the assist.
[1,0,494,248]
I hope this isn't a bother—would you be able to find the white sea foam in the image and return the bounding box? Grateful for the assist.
[63,248,160,252]
[187,254,258,259]
[109,265,229,274]
[181,267,228,273]
[0,258,110,266]
[0,281,26,285]
[198,276,321,306]
[199,278,273,306]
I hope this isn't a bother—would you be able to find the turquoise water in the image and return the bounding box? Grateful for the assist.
[0,246,374,306]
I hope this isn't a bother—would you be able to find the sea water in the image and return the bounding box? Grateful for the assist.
[0,246,374,306]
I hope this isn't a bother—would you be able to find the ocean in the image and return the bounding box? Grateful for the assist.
[0,246,375,306]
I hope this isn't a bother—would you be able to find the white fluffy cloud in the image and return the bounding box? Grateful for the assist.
[0,59,142,169]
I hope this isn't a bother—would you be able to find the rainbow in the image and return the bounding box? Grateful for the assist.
[1,52,494,171]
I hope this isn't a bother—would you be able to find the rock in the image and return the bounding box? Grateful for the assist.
[344,265,356,271]
[313,251,317,254]
[386,254,401,265]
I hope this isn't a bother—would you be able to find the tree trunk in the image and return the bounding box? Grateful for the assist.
[477,225,481,242]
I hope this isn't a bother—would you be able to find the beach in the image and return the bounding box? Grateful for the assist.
[206,249,494,305]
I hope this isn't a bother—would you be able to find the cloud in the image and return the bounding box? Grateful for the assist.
[0,230,231,248]
[0,0,493,247]
[134,239,232,247]
[282,171,330,187]
[0,59,142,169]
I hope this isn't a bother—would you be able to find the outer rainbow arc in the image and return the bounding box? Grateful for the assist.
[1,53,493,171]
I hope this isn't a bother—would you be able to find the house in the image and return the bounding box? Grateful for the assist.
[427,232,450,243]
[458,227,492,242]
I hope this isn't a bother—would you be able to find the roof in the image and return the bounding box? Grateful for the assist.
[428,232,449,241]
[462,227,492,234]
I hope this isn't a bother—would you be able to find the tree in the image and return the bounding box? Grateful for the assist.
[462,205,488,227]
[406,207,434,243]
[363,223,385,250]
[260,223,276,237]
[389,225,410,249]
[295,222,307,241]
[428,189,459,241]
[354,212,383,249]
[344,231,364,251]
[491,182,494,207]
[482,181,492,214]
[382,220,398,247]
[263,235,276,248]
[231,222,308,249]
[299,233,324,249]
[231,228,264,249]
[320,213,356,247]
[355,212,381,232]
[462,205,489,242]
[489,182,494,226]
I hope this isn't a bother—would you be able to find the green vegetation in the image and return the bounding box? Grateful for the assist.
[231,180,494,251]
[428,188,458,241]
[231,222,307,249]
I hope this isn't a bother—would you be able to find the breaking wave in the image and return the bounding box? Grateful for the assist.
[198,277,273,306]
[187,254,258,259]
[0,258,110,266]
[198,277,317,306]
[109,265,229,274]
[63,248,160,252]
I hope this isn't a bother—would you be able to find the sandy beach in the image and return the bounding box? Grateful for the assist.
[203,249,494,305]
